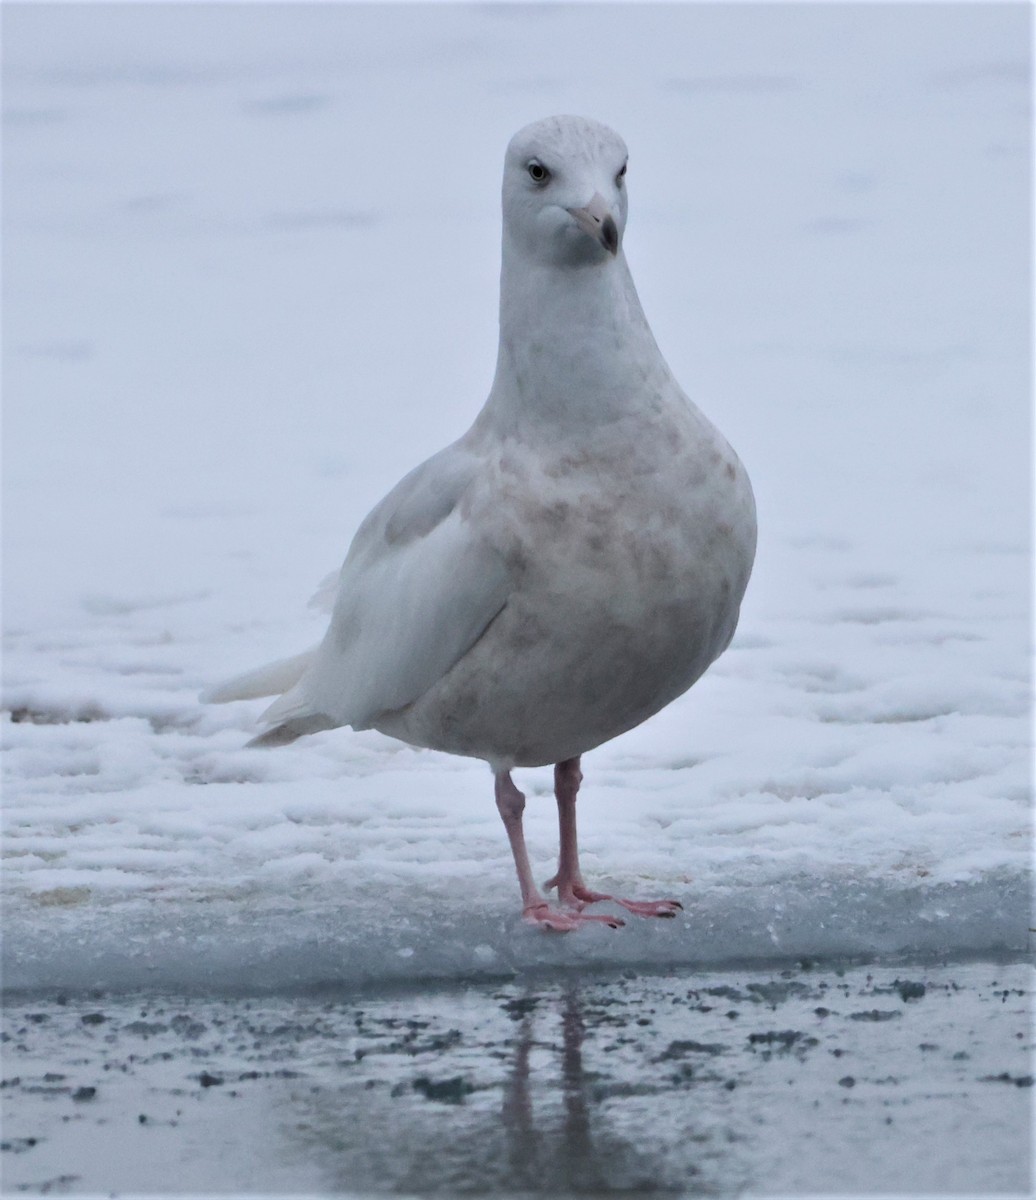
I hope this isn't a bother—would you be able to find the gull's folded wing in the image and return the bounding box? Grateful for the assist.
[250,443,510,745]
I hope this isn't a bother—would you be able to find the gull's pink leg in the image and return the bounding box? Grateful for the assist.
[545,757,683,919]
[495,771,621,933]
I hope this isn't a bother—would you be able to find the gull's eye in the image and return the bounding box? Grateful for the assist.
[527,160,551,184]
[616,161,628,185]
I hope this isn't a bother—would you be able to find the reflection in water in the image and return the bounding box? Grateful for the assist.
[501,988,679,1195]
[293,982,733,1196]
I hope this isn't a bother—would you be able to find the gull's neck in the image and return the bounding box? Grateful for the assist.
[478,239,674,441]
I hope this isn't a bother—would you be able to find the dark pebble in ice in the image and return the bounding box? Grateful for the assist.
[838,1076,856,1088]
[753,1027,811,1046]
[747,981,809,1005]
[849,1010,901,1022]
[814,1007,831,1017]
[197,1072,224,1088]
[895,980,926,1001]
[704,986,745,1001]
[138,1114,147,1124]
[80,1013,106,1026]
[501,997,538,1019]
[591,1081,667,1101]
[411,1075,474,1104]
[416,1031,462,1053]
[655,1040,727,1060]
[31,1175,79,1192]
[124,1021,169,1036]
[71,1087,96,1102]
[980,1072,1034,1087]
[170,1016,207,1040]
[1,1137,39,1152]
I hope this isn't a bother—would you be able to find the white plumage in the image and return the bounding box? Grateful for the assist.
[206,115,756,931]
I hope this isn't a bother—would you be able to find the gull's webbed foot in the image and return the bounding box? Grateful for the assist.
[522,901,624,932]
[546,876,683,919]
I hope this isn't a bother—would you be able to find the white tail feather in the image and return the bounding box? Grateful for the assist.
[200,648,316,705]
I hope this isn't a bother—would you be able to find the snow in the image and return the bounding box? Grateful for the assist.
[2,3,1031,993]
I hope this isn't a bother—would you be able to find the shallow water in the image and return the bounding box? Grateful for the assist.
[3,960,1032,1196]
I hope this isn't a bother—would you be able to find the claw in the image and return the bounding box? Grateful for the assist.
[612,897,683,919]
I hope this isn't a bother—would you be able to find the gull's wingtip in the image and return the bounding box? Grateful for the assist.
[247,714,336,748]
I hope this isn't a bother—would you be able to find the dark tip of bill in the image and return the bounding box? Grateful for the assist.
[601,215,619,255]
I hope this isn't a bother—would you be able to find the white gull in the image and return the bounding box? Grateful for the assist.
[205,115,757,932]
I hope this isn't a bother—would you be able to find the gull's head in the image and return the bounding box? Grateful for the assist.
[502,115,629,267]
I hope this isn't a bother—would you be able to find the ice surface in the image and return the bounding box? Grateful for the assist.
[2,4,1032,994]
[2,964,1032,1196]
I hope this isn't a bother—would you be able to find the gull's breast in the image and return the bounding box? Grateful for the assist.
[376,408,756,768]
